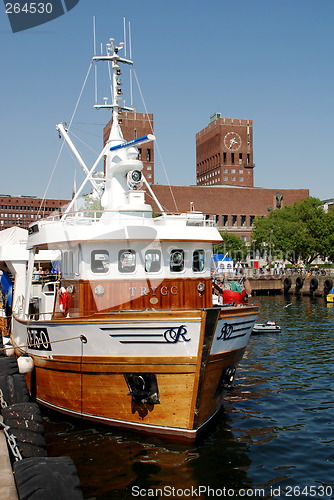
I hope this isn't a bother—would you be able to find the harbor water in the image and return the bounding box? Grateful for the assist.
[43,295,334,499]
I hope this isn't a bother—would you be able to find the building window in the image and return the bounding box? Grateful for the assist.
[231,153,235,164]
[146,149,151,161]
[223,176,228,181]
[240,215,246,226]
[239,153,243,164]
[232,215,237,226]
[247,154,250,165]
[239,169,243,174]
[147,166,152,170]
[118,250,136,273]
[91,250,109,274]
[222,215,228,226]
[223,152,227,164]
[250,215,255,226]
[223,168,228,173]
[239,177,244,181]
[231,177,236,181]
[138,148,142,160]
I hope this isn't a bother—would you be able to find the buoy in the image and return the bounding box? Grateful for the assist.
[3,335,15,357]
[18,353,35,374]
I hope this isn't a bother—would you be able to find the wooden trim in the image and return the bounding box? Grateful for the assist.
[60,277,213,316]
[29,355,198,374]
[191,308,221,429]
[13,308,203,326]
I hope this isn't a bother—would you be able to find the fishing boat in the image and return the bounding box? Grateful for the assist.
[2,35,258,440]
[252,321,281,334]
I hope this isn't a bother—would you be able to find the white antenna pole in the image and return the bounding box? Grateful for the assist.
[123,17,127,57]
[129,21,133,106]
[93,16,98,103]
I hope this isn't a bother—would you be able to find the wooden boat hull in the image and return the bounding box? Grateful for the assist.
[12,306,257,440]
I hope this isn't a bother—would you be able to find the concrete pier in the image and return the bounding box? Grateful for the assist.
[218,272,334,296]
[248,274,333,296]
[0,430,18,499]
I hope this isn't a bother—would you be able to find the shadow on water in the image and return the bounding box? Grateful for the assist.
[43,408,254,499]
[43,296,334,499]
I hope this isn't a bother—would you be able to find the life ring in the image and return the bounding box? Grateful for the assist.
[58,287,71,316]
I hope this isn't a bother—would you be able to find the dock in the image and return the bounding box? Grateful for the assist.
[215,271,334,297]
[0,430,18,499]
[249,274,333,296]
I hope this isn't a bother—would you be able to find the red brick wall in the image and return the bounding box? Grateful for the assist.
[147,185,309,240]
[104,112,154,184]
[196,117,254,188]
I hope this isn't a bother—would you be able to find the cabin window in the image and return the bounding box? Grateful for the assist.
[63,252,68,275]
[73,250,79,275]
[170,249,184,272]
[118,250,136,273]
[193,250,205,272]
[145,250,161,273]
[91,250,109,274]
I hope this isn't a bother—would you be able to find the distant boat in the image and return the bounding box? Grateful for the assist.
[252,321,281,334]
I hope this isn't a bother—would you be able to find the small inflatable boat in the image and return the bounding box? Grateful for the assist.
[252,321,281,334]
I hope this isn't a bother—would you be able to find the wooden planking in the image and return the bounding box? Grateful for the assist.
[60,278,212,315]
[31,365,82,413]
[81,371,196,429]
[29,355,198,430]
[15,308,204,326]
[196,348,246,426]
[30,355,198,374]
[190,308,221,429]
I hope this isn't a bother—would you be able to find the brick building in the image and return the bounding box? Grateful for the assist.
[0,195,70,231]
[147,185,309,241]
[147,111,309,241]
[103,111,154,184]
[196,113,254,187]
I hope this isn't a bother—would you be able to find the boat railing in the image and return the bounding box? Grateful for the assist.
[36,210,217,227]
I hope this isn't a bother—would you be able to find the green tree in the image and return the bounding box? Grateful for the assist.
[82,193,103,217]
[251,197,334,264]
[214,232,248,261]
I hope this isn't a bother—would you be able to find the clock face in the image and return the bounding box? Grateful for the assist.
[224,132,242,151]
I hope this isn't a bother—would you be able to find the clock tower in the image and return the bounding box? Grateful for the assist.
[196,113,254,187]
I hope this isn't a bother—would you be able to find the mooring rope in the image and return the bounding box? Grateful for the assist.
[0,334,84,354]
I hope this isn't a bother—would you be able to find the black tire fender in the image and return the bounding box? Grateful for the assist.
[295,276,304,290]
[0,334,4,357]
[324,279,333,295]
[0,356,19,375]
[2,402,47,459]
[14,456,83,500]
[283,277,292,293]
[0,374,30,408]
[309,278,319,292]
[1,402,43,426]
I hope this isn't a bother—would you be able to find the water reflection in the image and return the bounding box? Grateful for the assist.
[43,296,334,499]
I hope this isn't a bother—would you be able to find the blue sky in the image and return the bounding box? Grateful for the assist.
[0,0,333,201]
